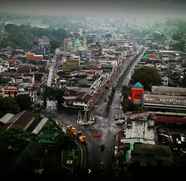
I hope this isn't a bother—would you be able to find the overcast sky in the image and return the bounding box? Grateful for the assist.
[0,0,186,17]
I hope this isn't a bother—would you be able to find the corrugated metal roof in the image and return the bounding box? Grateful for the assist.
[7,111,33,129]
[144,94,186,106]
[0,113,15,124]
[152,115,186,124]
[152,86,186,96]
[32,118,48,135]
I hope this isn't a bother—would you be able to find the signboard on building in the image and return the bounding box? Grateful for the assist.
[131,82,144,105]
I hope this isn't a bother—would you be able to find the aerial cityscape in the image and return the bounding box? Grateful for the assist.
[0,0,186,178]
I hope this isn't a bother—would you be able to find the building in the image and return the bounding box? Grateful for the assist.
[64,38,73,52]
[25,52,43,61]
[161,76,169,86]
[121,116,155,145]
[37,36,50,55]
[151,86,186,96]
[62,55,80,73]
[0,113,15,128]
[0,111,51,136]
[130,82,144,105]
[6,111,35,130]
[118,111,186,163]
[144,86,186,112]
[0,86,18,97]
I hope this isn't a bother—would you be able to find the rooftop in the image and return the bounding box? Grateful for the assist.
[151,86,186,96]
[0,113,15,124]
[144,94,186,106]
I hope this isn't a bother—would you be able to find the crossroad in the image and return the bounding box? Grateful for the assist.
[54,45,145,176]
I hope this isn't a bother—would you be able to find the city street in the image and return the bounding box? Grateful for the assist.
[1,10,186,178]
[83,48,145,176]
[55,47,145,176]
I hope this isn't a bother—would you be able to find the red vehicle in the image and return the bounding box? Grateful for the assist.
[92,130,102,139]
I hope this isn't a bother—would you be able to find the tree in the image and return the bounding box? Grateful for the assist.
[50,40,61,53]
[170,22,186,52]
[121,86,130,112]
[15,95,32,111]
[0,77,11,85]
[54,88,65,108]
[0,96,20,117]
[0,24,68,51]
[173,40,186,52]
[42,87,64,108]
[182,72,186,87]
[151,31,166,43]
[0,95,33,117]
[131,67,161,91]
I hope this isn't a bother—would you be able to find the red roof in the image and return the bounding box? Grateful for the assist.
[152,115,186,124]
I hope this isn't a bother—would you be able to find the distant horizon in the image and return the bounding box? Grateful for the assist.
[0,0,186,19]
[0,11,186,25]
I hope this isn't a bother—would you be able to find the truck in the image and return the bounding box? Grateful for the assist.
[66,125,77,138]
[77,131,86,144]
[66,126,86,144]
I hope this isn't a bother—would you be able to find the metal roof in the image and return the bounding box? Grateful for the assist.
[32,118,48,135]
[0,113,15,124]
[144,94,186,106]
[151,86,186,96]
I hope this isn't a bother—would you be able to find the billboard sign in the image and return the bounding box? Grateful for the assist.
[131,87,144,105]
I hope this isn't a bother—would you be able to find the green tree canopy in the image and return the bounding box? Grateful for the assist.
[15,94,32,111]
[0,96,20,117]
[0,95,33,117]
[121,86,130,112]
[0,24,68,52]
[131,67,161,91]
[42,87,64,107]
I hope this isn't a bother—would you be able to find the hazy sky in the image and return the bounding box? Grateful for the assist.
[0,0,186,17]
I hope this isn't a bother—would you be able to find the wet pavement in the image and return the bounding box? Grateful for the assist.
[55,48,145,176]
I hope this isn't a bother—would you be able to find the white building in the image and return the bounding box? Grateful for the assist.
[121,119,155,145]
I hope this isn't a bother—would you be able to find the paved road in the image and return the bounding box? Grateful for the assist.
[55,47,145,176]
[47,56,56,87]
[84,47,145,176]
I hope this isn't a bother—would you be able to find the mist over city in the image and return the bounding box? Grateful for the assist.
[1,0,186,16]
[0,0,186,179]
